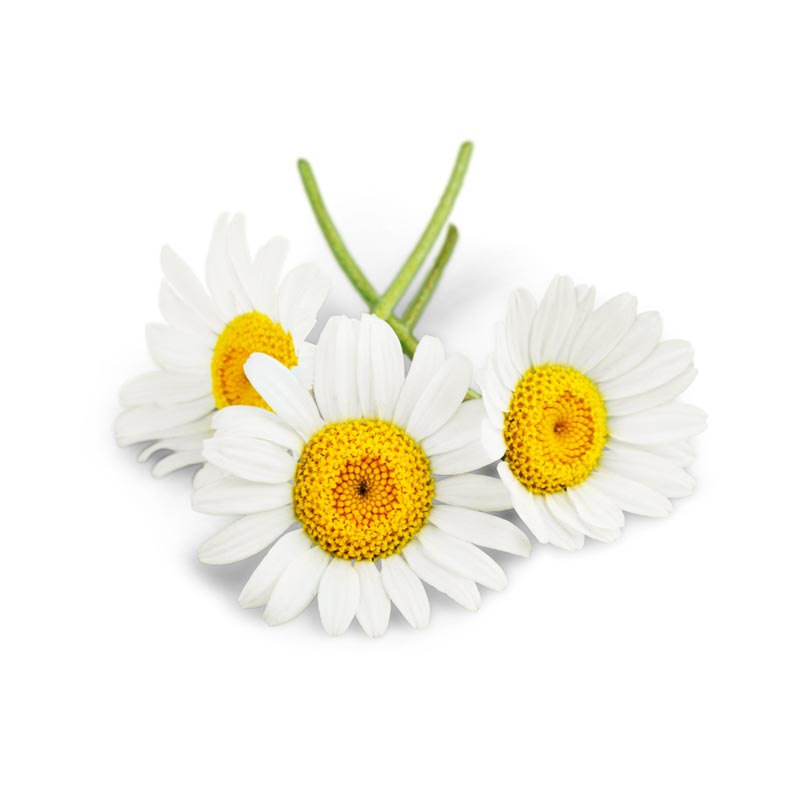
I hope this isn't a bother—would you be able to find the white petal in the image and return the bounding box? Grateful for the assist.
[211,405,303,454]
[193,462,226,489]
[599,340,694,400]
[160,244,225,332]
[586,469,672,517]
[543,492,593,536]
[418,527,507,590]
[239,530,312,609]
[492,321,521,391]
[569,293,637,373]
[422,399,484,456]
[613,440,695,468]
[205,213,247,319]
[318,559,360,636]
[159,280,216,344]
[605,366,697,417]
[434,474,512,511]
[588,311,662,382]
[406,355,472,441]
[252,237,289,318]
[199,506,296,565]
[393,336,446,428]
[380,554,430,629]
[530,275,577,364]
[481,419,507,461]
[430,440,497,475]
[402,540,480,611]
[119,371,212,408]
[264,546,331,625]
[138,434,206,461]
[356,314,405,420]
[601,446,696,498]
[504,289,537,376]
[291,340,315,390]
[480,360,513,425]
[244,353,324,441]
[497,462,584,550]
[202,434,296,484]
[355,561,391,638]
[311,316,359,423]
[567,480,626,530]
[151,450,204,477]
[555,284,596,363]
[192,476,292,515]
[610,402,707,445]
[145,323,211,373]
[428,503,531,556]
[114,396,216,444]
[277,263,329,343]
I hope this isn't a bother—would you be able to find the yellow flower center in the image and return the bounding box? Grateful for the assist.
[210,311,297,410]
[293,419,435,561]
[503,364,608,495]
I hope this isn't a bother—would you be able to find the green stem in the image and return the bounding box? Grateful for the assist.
[372,141,473,319]
[403,224,458,328]
[297,158,379,306]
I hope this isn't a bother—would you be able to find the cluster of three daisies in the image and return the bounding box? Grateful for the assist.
[116,214,705,637]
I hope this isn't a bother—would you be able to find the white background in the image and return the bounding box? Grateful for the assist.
[2,1,798,798]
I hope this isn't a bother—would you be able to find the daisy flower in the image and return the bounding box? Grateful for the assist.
[115,214,328,476]
[480,276,706,550]
[193,314,530,637]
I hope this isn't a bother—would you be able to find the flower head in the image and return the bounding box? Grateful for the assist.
[194,314,530,636]
[115,214,328,475]
[481,276,706,550]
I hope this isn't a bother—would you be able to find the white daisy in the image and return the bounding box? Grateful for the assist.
[193,314,530,637]
[480,276,706,550]
[115,214,328,476]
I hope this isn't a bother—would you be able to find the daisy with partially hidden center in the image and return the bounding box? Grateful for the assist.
[115,214,328,476]
[480,275,707,550]
[193,314,530,637]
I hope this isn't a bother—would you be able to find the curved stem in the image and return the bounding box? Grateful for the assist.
[297,159,379,306]
[403,224,458,328]
[372,141,473,319]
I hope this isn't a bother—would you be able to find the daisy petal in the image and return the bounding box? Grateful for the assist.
[239,530,312,608]
[192,462,226,490]
[356,314,405,420]
[422,399,485,456]
[610,402,707,445]
[119,371,211,408]
[567,480,626,530]
[430,440,497,475]
[555,284,596,362]
[312,316,359,423]
[114,397,216,444]
[252,237,288,318]
[278,263,329,343]
[160,244,225,332]
[205,213,246,319]
[418,527,507,590]
[393,335,446,428]
[380,554,430,629]
[264,546,331,626]
[192,476,292,515]
[318,560,360,636]
[434,474,512,511]
[428,503,531,556]
[504,289,537,375]
[138,435,206,462]
[202,434,296,484]
[543,492,593,536]
[605,366,698,417]
[497,462,585,549]
[244,353,324,441]
[492,322,520,391]
[530,275,577,364]
[355,561,391,638]
[402,540,481,612]
[406,355,472,441]
[199,506,297,565]
[150,450,204,477]
[145,323,211,373]
[602,446,696,498]
[599,340,694,400]
[211,405,303,454]
[588,311,662,382]
[158,280,216,343]
[586,470,672,517]
[481,419,507,461]
[570,293,637,373]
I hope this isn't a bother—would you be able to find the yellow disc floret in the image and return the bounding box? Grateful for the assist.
[211,311,297,410]
[294,419,434,561]
[503,364,608,495]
